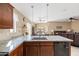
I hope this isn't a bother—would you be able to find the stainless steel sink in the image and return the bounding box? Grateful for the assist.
[32,37,47,40]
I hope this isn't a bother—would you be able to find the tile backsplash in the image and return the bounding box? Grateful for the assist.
[0,9,28,41]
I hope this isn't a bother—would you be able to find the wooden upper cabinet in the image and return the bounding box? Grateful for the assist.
[0,3,13,29]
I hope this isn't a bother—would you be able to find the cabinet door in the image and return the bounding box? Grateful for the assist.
[9,48,18,56]
[0,4,4,28]
[25,42,39,56]
[40,42,54,56]
[54,42,70,56]
[9,44,23,56]
[3,4,13,28]
[16,44,23,56]
[20,44,23,56]
[18,44,23,56]
[16,46,21,56]
[25,46,38,56]
[0,3,13,29]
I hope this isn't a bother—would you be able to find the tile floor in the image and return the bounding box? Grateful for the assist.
[71,46,79,56]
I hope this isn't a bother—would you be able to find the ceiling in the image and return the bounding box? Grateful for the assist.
[11,3,79,23]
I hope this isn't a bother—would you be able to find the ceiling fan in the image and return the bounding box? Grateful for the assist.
[69,17,79,22]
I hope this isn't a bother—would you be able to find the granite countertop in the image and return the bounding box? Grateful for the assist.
[0,36,25,53]
[0,35,73,53]
[25,35,73,42]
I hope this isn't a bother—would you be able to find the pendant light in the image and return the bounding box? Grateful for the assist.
[46,4,49,22]
[31,5,34,23]
[39,4,42,23]
[39,4,49,23]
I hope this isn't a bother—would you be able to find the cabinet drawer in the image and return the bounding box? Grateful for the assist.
[25,42,39,46]
[39,42,53,45]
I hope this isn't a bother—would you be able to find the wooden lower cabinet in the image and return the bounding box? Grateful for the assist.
[40,42,54,56]
[9,42,70,56]
[23,42,54,56]
[18,44,23,56]
[9,48,18,56]
[9,43,23,56]
[26,46,38,56]
[23,42,39,56]
[40,45,53,56]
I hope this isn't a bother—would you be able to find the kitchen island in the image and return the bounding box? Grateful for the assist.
[23,36,73,56]
[0,35,73,56]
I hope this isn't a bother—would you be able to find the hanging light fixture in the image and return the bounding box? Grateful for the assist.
[38,4,42,23]
[46,3,49,22]
[31,4,49,23]
[39,3,49,23]
[31,5,34,23]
